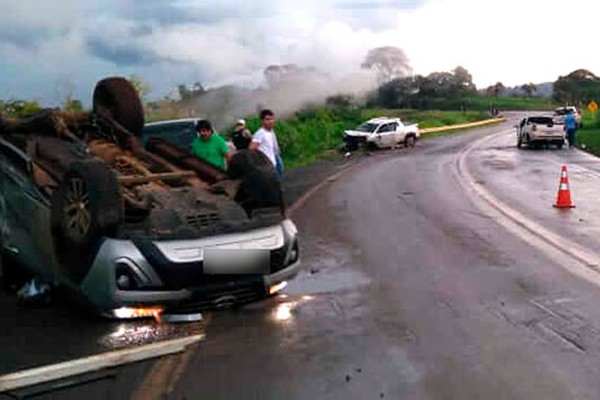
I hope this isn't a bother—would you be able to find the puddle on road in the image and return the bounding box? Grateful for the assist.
[286,268,371,296]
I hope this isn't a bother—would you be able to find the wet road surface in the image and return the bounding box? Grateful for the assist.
[0,159,354,378]
[171,116,600,399]
[7,116,600,399]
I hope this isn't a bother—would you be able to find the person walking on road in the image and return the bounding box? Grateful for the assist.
[191,119,230,169]
[565,112,578,148]
[250,109,284,175]
[232,119,253,150]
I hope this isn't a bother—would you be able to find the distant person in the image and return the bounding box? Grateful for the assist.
[250,109,284,175]
[564,112,577,148]
[232,119,253,150]
[191,119,230,169]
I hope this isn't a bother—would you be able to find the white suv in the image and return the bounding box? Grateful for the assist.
[552,106,582,127]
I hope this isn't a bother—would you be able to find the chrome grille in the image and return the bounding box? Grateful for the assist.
[186,212,220,230]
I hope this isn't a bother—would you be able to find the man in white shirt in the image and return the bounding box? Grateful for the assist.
[250,109,283,175]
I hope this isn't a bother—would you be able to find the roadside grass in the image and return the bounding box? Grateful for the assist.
[234,107,491,168]
[460,96,557,111]
[576,109,600,155]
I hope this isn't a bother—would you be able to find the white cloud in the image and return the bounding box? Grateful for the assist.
[1,0,599,103]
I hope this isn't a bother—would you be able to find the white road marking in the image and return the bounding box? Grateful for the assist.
[456,128,600,287]
[0,334,204,393]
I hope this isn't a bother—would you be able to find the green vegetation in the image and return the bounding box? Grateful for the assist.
[0,99,43,118]
[458,95,557,111]
[228,107,490,168]
[576,109,600,155]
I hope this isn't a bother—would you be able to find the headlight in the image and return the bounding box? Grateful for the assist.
[282,219,298,237]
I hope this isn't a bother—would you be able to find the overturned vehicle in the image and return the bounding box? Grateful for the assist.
[0,77,299,318]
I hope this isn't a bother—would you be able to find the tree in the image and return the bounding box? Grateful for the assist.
[361,46,412,84]
[375,76,419,108]
[485,82,506,98]
[451,66,477,95]
[129,75,151,102]
[178,82,205,101]
[521,82,537,97]
[553,69,600,105]
[64,99,83,112]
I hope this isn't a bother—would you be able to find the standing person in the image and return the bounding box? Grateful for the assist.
[250,109,284,175]
[564,111,577,148]
[191,119,230,169]
[232,119,253,150]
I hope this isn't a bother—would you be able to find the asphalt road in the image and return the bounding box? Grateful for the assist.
[7,116,600,399]
[171,115,600,399]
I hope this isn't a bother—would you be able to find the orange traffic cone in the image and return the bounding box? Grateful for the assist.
[553,164,575,208]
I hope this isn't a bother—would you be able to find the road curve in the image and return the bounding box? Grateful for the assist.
[169,116,600,399]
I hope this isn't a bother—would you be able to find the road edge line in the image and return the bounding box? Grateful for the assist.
[0,334,205,393]
[457,129,600,272]
[287,159,365,216]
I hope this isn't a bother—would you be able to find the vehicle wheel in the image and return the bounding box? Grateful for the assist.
[517,135,523,148]
[93,77,144,137]
[557,141,564,149]
[404,134,416,148]
[51,160,123,283]
[226,150,284,216]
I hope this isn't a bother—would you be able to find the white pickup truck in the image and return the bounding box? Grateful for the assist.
[516,116,565,149]
[343,117,420,150]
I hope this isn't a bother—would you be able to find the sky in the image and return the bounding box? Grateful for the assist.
[0,0,598,105]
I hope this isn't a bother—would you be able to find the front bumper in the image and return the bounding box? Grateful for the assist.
[81,220,300,316]
[529,134,565,142]
[343,134,367,149]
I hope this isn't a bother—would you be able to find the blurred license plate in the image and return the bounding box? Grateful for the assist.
[203,249,270,275]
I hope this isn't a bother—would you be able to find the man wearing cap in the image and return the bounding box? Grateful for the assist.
[191,119,230,169]
[232,119,253,150]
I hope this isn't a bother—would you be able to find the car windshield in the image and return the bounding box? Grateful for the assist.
[555,108,574,116]
[356,123,379,133]
[528,117,553,125]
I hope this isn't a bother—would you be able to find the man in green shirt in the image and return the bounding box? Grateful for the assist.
[191,119,230,169]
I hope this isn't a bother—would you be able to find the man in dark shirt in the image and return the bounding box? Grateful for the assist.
[232,119,253,150]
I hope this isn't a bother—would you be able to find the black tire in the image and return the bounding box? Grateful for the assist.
[227,150,284,216]
[556,141,564,149]
[517,135,522,148]
[51,160,122,283]
[404,134,416,148]
[93,77,144,137]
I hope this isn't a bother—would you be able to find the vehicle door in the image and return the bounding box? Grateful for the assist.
[375,122,399,147]
[518,118,527,140]
[0,140,51,277]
